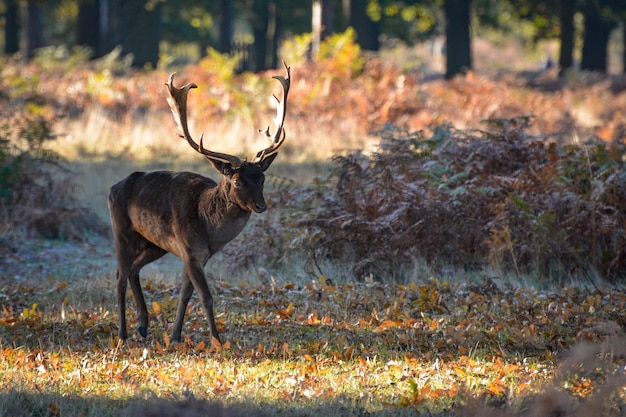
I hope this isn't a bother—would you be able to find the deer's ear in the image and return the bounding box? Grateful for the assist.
[258,152,278,172]
[207,157,234,176]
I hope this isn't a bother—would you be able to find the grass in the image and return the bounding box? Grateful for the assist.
[1,252,625,416]
[0,275,545,415]
[3,41,626,416]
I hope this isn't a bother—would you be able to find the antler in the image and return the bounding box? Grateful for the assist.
[165,73,244,168]
[253,61,291,164]
[165,63,290,168]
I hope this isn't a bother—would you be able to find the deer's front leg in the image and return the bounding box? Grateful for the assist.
[184,258,221,344]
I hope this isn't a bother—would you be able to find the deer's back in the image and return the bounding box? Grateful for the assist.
[109,171,219,255]
[109,171,217,210]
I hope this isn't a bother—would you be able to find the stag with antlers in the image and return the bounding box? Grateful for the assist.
[108,63,291,343]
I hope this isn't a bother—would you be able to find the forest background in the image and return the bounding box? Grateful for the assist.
[2,1,626,417]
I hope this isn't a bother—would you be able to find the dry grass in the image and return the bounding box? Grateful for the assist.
[52,102,371,222]
[1,266,625,416]
[3,38,626,417]
[55,108,368,164]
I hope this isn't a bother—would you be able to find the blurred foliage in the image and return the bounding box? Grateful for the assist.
[316,28,365,78]
[11,0,626,65]
[199,47,242,83]
[33,45,92,72]
[93,46,135,75]
[0,112,59,199]
[280,32,313,67]
[378,1,440,41]
[0,111,105,240]
[281,28,365,78]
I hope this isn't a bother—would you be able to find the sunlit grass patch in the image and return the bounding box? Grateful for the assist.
[1,273,625,415]
[0,341,550,414]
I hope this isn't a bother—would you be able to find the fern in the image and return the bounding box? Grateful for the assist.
[308,118,626,283]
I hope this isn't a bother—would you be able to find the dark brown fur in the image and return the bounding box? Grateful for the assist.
[110,65,289,344]
[108,160,274,343]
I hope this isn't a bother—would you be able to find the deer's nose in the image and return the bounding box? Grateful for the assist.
[254,202,267,213]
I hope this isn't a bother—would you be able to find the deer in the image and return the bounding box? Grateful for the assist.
[108,62,290,344]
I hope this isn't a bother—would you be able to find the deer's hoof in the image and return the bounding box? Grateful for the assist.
[138,326,148,337]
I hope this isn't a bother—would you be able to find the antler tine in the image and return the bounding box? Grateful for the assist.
[165,73,244,168]
[253,61,291,163]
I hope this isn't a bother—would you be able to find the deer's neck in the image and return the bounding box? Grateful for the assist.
[199,180,251,237]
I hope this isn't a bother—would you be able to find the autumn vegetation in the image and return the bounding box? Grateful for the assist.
[1,33,626,416]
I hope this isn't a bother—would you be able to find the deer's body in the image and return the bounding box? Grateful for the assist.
[110,171,251,258]
[109,64,290,343]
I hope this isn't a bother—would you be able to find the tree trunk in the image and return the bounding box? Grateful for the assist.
[22,2,44,61]
[4,0,19,55]
[580,4,614,72]
[345,0,379,51]
[444,0,472,79]
[217,0,233,54]
[98,0,160,66]
[77,0,101,57]
[119,1,162,68]
[266,1,279,69]
[251,0,279,71]
[99,0,110,53]
[558,0,574,75]
[98,0,119,57]
[312,0,333,56]
[623,25,626,74]
[252,0,269,71]
[341,0,350,29]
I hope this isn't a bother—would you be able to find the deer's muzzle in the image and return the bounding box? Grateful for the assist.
[254,202,267,213]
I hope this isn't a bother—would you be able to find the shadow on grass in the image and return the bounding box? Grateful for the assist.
[5,372,626,417]
[0,389,448,417]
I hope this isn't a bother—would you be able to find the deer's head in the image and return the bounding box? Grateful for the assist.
[165,62,290,214]
[211,160,270,213]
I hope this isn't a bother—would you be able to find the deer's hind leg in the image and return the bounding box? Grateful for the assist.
[128,242,167,337]
[113,231,166,339]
